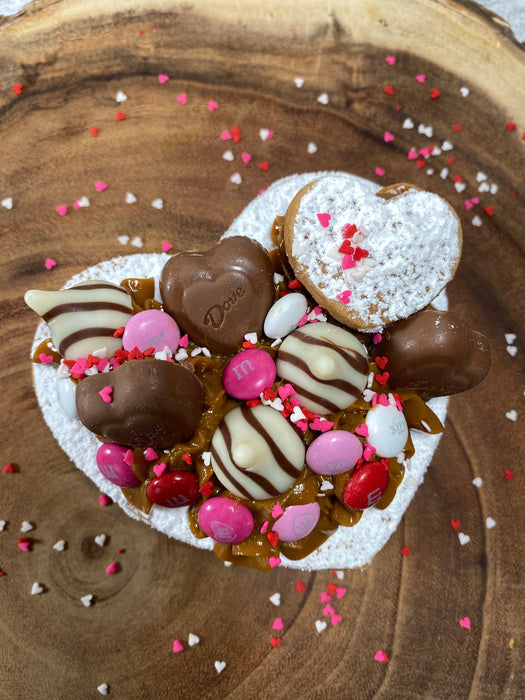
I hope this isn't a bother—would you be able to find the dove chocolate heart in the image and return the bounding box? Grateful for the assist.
[76,359,205,448]
[160,236,275,354]
[374,309,491,399]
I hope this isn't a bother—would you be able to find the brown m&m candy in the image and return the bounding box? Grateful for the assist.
[374,309,490,399]
[76,359,205,448]
[160,237,275,354]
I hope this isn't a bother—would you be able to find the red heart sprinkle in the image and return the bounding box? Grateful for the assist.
[267,531,279,547]
[448,156,456,165]
[181,453,192,465]
[400,545,410,557]
[453,124,461,132]
[199,481,213,496]
[384,85,394,95]
[262,387,277,401]
[270,637,282,648]
[416,159,426,169]
[245,399,261,407]
[231,125,242,143]
[296,581,306,593]
[116,111,127,121]
[343,223,357,238]
[258,160,269,171]
[242,341,256,349]
[484,205,494,217]
[375,356,389,370]
[89,126,99,137]
[506,122,516,131]
[128,346,144,360]
[338,240,355,255]
[503,469,514,480]
[375,371,390,386]
[3,462,16,473]
[288,279,303,290]
[450,519,461,531]
[430,88,441,99]
[327,583,338,595]
[11,84,23,95]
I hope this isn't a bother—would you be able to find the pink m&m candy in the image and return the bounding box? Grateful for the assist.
[123,309,180,353]
[342,461,390,510]
[198,496,255,543]
[306,430,362,475]
[222,349,276,400]
[96,443,141,488]
[147,470,199,508]
[273,502,320,542]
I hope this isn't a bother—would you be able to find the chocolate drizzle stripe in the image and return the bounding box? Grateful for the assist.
[235,465,280,498]
[240,406,301,479]
[278,351,361,396]
[280,374,341,413]
[58,327,119,356]
[72,282,126,291]
[211,440,253,501]
[42,301,132,322]
[296,330,368,374]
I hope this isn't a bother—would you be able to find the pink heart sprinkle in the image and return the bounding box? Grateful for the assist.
[162,240,173,252]
[208,99,218,111]
[144,447,158,461]
[384,131,395,143]
[385,56,396,66]
[123,449,134,466]
[241,152,252,164]
[342,254,355,270]
[98,386,113,403]
[331,614,342,626]
[158,74,170,84]
[272,618,283,630]
[272,503,284,518]
[378,393,390,407]
[17,540,30,552]
[415,74,426,83]
[336,587,346,599]
[176,93,187,105]
[74,200,82,210]
[464,200,474,210]
[355,424,369,437]
[296,420,308,433]
[99,494,112,507]
[260,520,269,534]
[55,205,67,216]
[322,603,334,616]
[375,650,389,662]
[153,462,167,477]
[471,197,479,204]
[179,334,189,348]
[459,617,471,629]
[220,130,232,141]
[320,591,332,603]
[45,257,57,270]
[407,149,418,161]
[373,333,383,345]
[363,444,376,461]
[96,358,108,372]
[106,561,118,575]
[289,397,301,408]
[268,556,281,568]
[278,383,295,400]
[39,353,54,364]
[375,167,385,176]
[336,290,352,304]
[172,639,184,653]
[95,181,108,192]
[317,212,331,228]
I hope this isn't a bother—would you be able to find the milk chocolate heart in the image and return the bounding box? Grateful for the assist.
[160,236,275,354]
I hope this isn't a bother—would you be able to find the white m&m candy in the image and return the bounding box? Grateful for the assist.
[263,293,308,340]
[365,404,408,458]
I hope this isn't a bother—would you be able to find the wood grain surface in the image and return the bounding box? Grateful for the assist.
[0,1,524,697]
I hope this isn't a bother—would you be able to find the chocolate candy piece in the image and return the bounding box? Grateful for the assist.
[365,404,408,458]
[375,309,491,399]
[222,349,276,400]
[76,359,205,448]
[160,236,275,354]
[96,443,141,488]
[24,280,133,360]
[342,461,390,510]
[210,405,305,500]
[147,470,199,508]
[276,323,368,415]
[273,502,320,542]
[198,496,255,543]
[306,430,363,475]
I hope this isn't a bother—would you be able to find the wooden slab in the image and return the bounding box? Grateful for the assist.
[0,0,523,696]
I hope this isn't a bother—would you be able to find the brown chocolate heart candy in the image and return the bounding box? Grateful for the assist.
[76,359,205,448]
[160,236,275,354]
[374,309,490,399]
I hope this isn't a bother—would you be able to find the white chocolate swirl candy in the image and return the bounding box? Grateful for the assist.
[210,405,305,500]
[24,280,133,360]
[276,323,368,415]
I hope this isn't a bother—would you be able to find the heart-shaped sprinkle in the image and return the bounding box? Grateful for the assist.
[374,650,389,662]
[486,517,496,529]
[385,55,396,65]
[259,128,273,141]
[272,617,283,630]
[317,92,329,105]
[188,633,200,646]
[241,152,252,164]
[115,90,127,103]
[269,556,281,568]
[158,74,170,84]
[222,149,234,161]
[472,477,483,488]
[125,192,137,204]
[144,447,158,461]
[442,140,454,151]
[55,205,67,216]
[74,196,90,209]
[0,521,6,531]
[271,503,284,518]
[384,131,395,143]
[208,99,218,111]
[31,582,44,595]
[459,617,471,629]
[94,534,106,547]
[315,620,327,633]
[106,561,118,575]
[375,167,385,177]
[151,198,164,209]
[53,539,66,551]
[95,181,108,192]
[294,76,304,87]
[505,410,518,422]
[99,494,112,507]
[336,290,352,304]
[458,532,470,545]
[97,684,109,696]
[331,614,342,626]
[415,74,426,83]
[220,129,232,140]
[450,519,461,531]
[258,160,269,171]
[402,118,414,129]
[317,212,331,228]
[269,592,281,606]
[116,111,127,121]
[81,594,93,607]
[320,591,331,603]
[1,197,13,209]
[270,637,282,648]
[460,86,470,97]
[118,235,130,245]
[172,639,184,653]
[98,386,113,403]
[363,444,376,461]
[130,236,143,248]
[230,172,242,184]
[89,126,99,137]
[307,142,318,154]
[177,93,187,105]
[39,352,54,364]
[430,88,441,99]
[214,661,226,674]
[153,462,167,477]
[18,537,31,551]
[20,521,34,533]
[355,423,368,437]
[267,531,279,547]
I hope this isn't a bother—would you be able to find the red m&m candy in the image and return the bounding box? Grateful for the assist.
[147,470,199,508]
[342,461,390,510]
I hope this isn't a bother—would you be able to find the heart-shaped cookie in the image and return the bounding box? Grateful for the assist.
[160,236,275,354]
[283,176,462,331]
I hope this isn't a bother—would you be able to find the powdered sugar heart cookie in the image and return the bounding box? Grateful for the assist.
[284,177,462,331]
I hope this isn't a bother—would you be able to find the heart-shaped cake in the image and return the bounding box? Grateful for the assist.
[27,172,489,571]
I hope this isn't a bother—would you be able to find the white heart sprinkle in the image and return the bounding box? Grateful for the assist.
[290,406,306,423]
[31,582,44,595]
[426,168,434,176]
[334,570,345,580]
[202,451,211,467]
[507,345,518,357]
[307,142,318,154]
[505,333,517,345]
[472,477,483,488]
[116,90,128,103]
[458,532,470,546]
[431,146,442,156]
[477,183,489,194]
[317,92,329,105]
[259,128,271,141]
[476,171,488,182]
[53,539,66,551]
[505,410,518,422]
[20,521,34,533]
[294,76,304,88]
[230,172,242,185]
[273,272,284,284]
[320,481,333,491]
[81,594,94,607]
[1,197,13,209]
[94,534,107,547]
[174,348,188,362]
[222,150,234,161]
[315,620,327,633]
[188,633,200,647]
[442,140,454,151]
[418,123,433,138]
[471,215,482,227]
[125,192,137,204]
[454,181,466,193]
[77,196,90,208]
[490,183,498,195]
[0,520,6,531]
[244,332,258,344]
[460,86,470,97]
[402,117,414,129]
[214,661,226,674]
[363,389,375,403]
[151,198,164,210]
[223,560,232,567]
[97,684,109,696]
[439,167,449,180]
[269,398,284,412]
[269,592,281,606]
[486,517,496,529]
[130,236,143,248]
[117,235,130,245]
